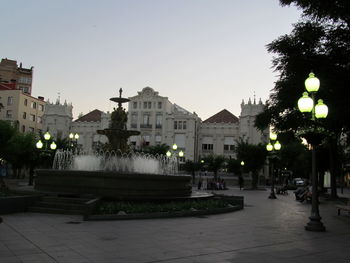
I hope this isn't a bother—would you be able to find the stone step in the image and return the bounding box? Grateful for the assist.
[34,201,86,211]
[41,196,91,204]
[28,207,84,215]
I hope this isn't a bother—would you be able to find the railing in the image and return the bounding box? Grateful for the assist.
[140,124,152,129]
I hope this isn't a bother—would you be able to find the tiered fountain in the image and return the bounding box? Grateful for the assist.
[34,89,192,200]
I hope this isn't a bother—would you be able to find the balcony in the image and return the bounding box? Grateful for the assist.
[155,124,162,129]
[140,124,152,129]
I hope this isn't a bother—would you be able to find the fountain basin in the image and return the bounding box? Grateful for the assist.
[35,169,192,200]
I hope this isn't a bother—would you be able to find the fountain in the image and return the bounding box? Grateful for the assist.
[34,89,192,200]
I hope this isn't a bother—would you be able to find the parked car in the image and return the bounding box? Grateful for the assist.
[293,178,307,186]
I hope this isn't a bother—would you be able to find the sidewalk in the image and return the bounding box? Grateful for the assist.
[1,185,350,262]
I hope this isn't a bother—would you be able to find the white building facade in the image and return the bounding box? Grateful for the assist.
[42,87,267,160]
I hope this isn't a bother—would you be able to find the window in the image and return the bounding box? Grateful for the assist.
[143,114,150,125]
[39,104,44,111]
[202,144,213,150]
[19,76,32,84]
[30,114,35,122]
[143,102,147,109]
[37,116,42,124]
[7,96,13,105]
[23,112,27,119]
[158,101,162,109]
[174,120,186,130]
[133,102,137,109]
[224,137,235,152]
[156,115,162,128]
[131,114,137,128]
[21,125,25,132]
[31,102,36,109]
[224,145,235,151]
[148,101,152,109]
[6,110,12,119]
[19,86,29,93]
[24,99,28,106]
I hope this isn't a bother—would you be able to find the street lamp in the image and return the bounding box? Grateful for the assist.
[266,132,281,199]
[298,72,328,232]
[68,132,79,153]
[36,132,57,151]
[166,143,185,173]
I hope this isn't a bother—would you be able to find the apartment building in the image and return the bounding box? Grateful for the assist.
[0,83,45,133]
[0,58,33,95]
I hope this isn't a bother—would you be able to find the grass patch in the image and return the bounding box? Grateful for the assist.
[96,198,235,215]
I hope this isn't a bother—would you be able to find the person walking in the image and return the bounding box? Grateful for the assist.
[239,175,244,190]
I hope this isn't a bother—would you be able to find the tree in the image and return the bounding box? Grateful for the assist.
[182,160,202,183]
[203,155,226,179]
[255,0,350,198]
[226,158,241,175]
[235,139,267,189]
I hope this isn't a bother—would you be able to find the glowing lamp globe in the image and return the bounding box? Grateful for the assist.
[172,144,178,151]
[298,92,313,112]
[69,133,74,139]
[270,132,277,141]
[305,72,320,93]
[166,151,171,157]
[179,150,184,157]
[266,143,273,152]
[36,140,43,149]
[274,141,282,151]
[50,142,57,150]
[240,161,245,166]
[44,132,51,141]
[74,133,79,140]
[315,99,328,119]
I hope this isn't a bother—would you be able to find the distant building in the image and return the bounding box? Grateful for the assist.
[0,82,45,133]
[42,87,267,160]
[199,109,240,159]
[42,98,73,139]
[127,87,201,161]
[239,97,268,144]
[0,58,33,95]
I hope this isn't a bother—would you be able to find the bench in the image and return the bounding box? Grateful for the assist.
[336,202,350,216]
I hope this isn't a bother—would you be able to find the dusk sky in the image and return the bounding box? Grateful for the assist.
[1,0,301,120]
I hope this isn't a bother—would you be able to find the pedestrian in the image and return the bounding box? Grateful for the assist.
[239,175,244,190]
[197,176,203,190]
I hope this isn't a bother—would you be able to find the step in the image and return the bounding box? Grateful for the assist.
[34,202,86,211]
[28,207,84,215]
[41,196,91,204]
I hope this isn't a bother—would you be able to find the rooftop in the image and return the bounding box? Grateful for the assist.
[203,109,239,124]
[75,109,102,122]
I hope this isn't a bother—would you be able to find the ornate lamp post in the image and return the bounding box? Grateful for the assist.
[166,143,185,173]
[68,132,79,153]
[36,132,57,151]
[297,72,328,232]
[266,132,281,199]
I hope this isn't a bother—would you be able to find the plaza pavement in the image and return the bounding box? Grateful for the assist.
[1,186,350,263]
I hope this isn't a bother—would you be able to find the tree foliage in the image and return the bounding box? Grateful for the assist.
[235,139,267,189]
[256,0,350,197]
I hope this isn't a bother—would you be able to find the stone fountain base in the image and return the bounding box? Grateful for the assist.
[34,170,192,200]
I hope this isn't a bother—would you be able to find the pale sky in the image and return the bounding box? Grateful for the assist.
[1,0,301,120]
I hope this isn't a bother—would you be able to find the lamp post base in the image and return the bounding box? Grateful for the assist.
[305,216,326,232]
